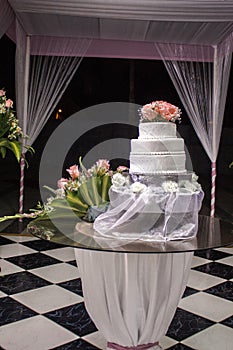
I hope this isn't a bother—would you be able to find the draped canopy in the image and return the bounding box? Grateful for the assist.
[2,0,233,59]
[1,0,233,217]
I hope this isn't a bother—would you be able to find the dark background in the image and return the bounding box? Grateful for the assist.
[0,34,232,219]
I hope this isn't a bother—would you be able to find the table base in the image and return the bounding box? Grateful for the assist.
[75,250,193,349]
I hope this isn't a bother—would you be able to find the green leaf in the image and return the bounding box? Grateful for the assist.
[0,139,21,162]
[49,198,87,218]
[78,181,94,206]
[65,190,89,212]
[78,156,89,177]
[8,140,22,162]
[90,176,102,206]
[43,185,58,195]
[101,174,111,202]
[0,146,6,158]
[0,125,10,138]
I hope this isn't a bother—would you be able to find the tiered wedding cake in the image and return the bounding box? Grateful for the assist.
[94,101,204,242]
[130,122,186,174]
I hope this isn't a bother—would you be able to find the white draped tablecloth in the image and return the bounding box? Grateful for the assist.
[75,249,193,350]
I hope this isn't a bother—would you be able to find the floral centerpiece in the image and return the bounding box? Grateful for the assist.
[0,88,32,162]
[140,100,181,123]
[55,158,113,221]
[0,88,22,161]
[0,158,128,223]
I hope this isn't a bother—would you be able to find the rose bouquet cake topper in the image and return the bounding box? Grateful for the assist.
[140,100,181,123]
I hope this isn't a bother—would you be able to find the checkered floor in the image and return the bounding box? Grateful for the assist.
[0,234,233,350]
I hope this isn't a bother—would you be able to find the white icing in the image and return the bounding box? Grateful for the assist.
[130,153,186,174]
[139,122,176,139]
[131,138,184,153]
[130,121,187,174]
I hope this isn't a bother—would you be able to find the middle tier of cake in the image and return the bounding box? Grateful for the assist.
[130,152,186,174]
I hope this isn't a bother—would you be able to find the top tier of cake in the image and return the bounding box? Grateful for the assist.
[138,122,176,139]
[130,122,186,175]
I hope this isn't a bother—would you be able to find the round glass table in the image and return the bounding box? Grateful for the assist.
[28,215,233,350]
[28,215,233,253]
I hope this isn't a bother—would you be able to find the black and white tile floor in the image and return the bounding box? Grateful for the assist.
[0,233,233,350]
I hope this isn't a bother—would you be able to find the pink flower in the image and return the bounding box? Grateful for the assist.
[57,178,68,189]
[117,165,128,172]
[5,99,13,108]
[141,104,157,121]
[96,159,110,170]
[0,90,5,97]
[66,165,80,179]
[141,100,181,122]
[155,101,179,121]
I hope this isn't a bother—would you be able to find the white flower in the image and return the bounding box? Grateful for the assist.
[111,173,127,188]
[55,188,66,198]
[162,181,179,192]
[130,182,147,193]
[179,180,201,192]
[192,173,199,182]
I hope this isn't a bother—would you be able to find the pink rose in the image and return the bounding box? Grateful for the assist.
[0,90,5,97]
[117,165,128,172]
[96,159,110,170]
[66,165,80,179]
[141,103,158,121]
[5,99,13,108]
[57,178,68,189]
[155,101,179,121]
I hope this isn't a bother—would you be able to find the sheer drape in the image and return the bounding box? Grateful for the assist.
[15,28,92,146]
[0,0,15,39]
[156,35,233,216]
[75,249,193,349]
[15,20,92,212]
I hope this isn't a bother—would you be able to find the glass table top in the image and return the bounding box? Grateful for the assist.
[27,215,233,254]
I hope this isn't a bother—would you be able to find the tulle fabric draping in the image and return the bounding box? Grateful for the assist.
[75,249,193,349]
[15,19,92,213]
[0,0,15,39]
[93,187,204,245]
[155,35,233,216]
[15,22,92,146]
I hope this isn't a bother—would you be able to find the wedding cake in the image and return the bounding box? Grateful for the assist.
[130,122,186,174]
[93,101,204,242]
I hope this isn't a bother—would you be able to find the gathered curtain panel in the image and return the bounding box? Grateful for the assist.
[15,23,92,146]
[15,20,92,213]
[0,0,15,39]
[155,33,233,216]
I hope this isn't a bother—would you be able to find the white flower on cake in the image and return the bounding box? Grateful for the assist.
[111,173,127,188]
[191,173,199,182]
[130,182,147,193]
[140,100,181,123]
[162,181,179,192]
[179,180,199,192]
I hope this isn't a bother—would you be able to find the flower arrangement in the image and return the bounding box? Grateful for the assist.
[0,88,32,161]
[0,158,128,223]
[56,158,113,221]
[140,100,181,123]
[111,172,201,195]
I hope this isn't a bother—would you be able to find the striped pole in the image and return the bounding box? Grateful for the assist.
[19,153,25,219]
[210,161,216,217]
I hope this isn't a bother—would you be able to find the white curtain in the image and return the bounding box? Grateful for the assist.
[156,34,233,217]
[0,0,14,39]
[15,20,92,212]
[15,27,92,146]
